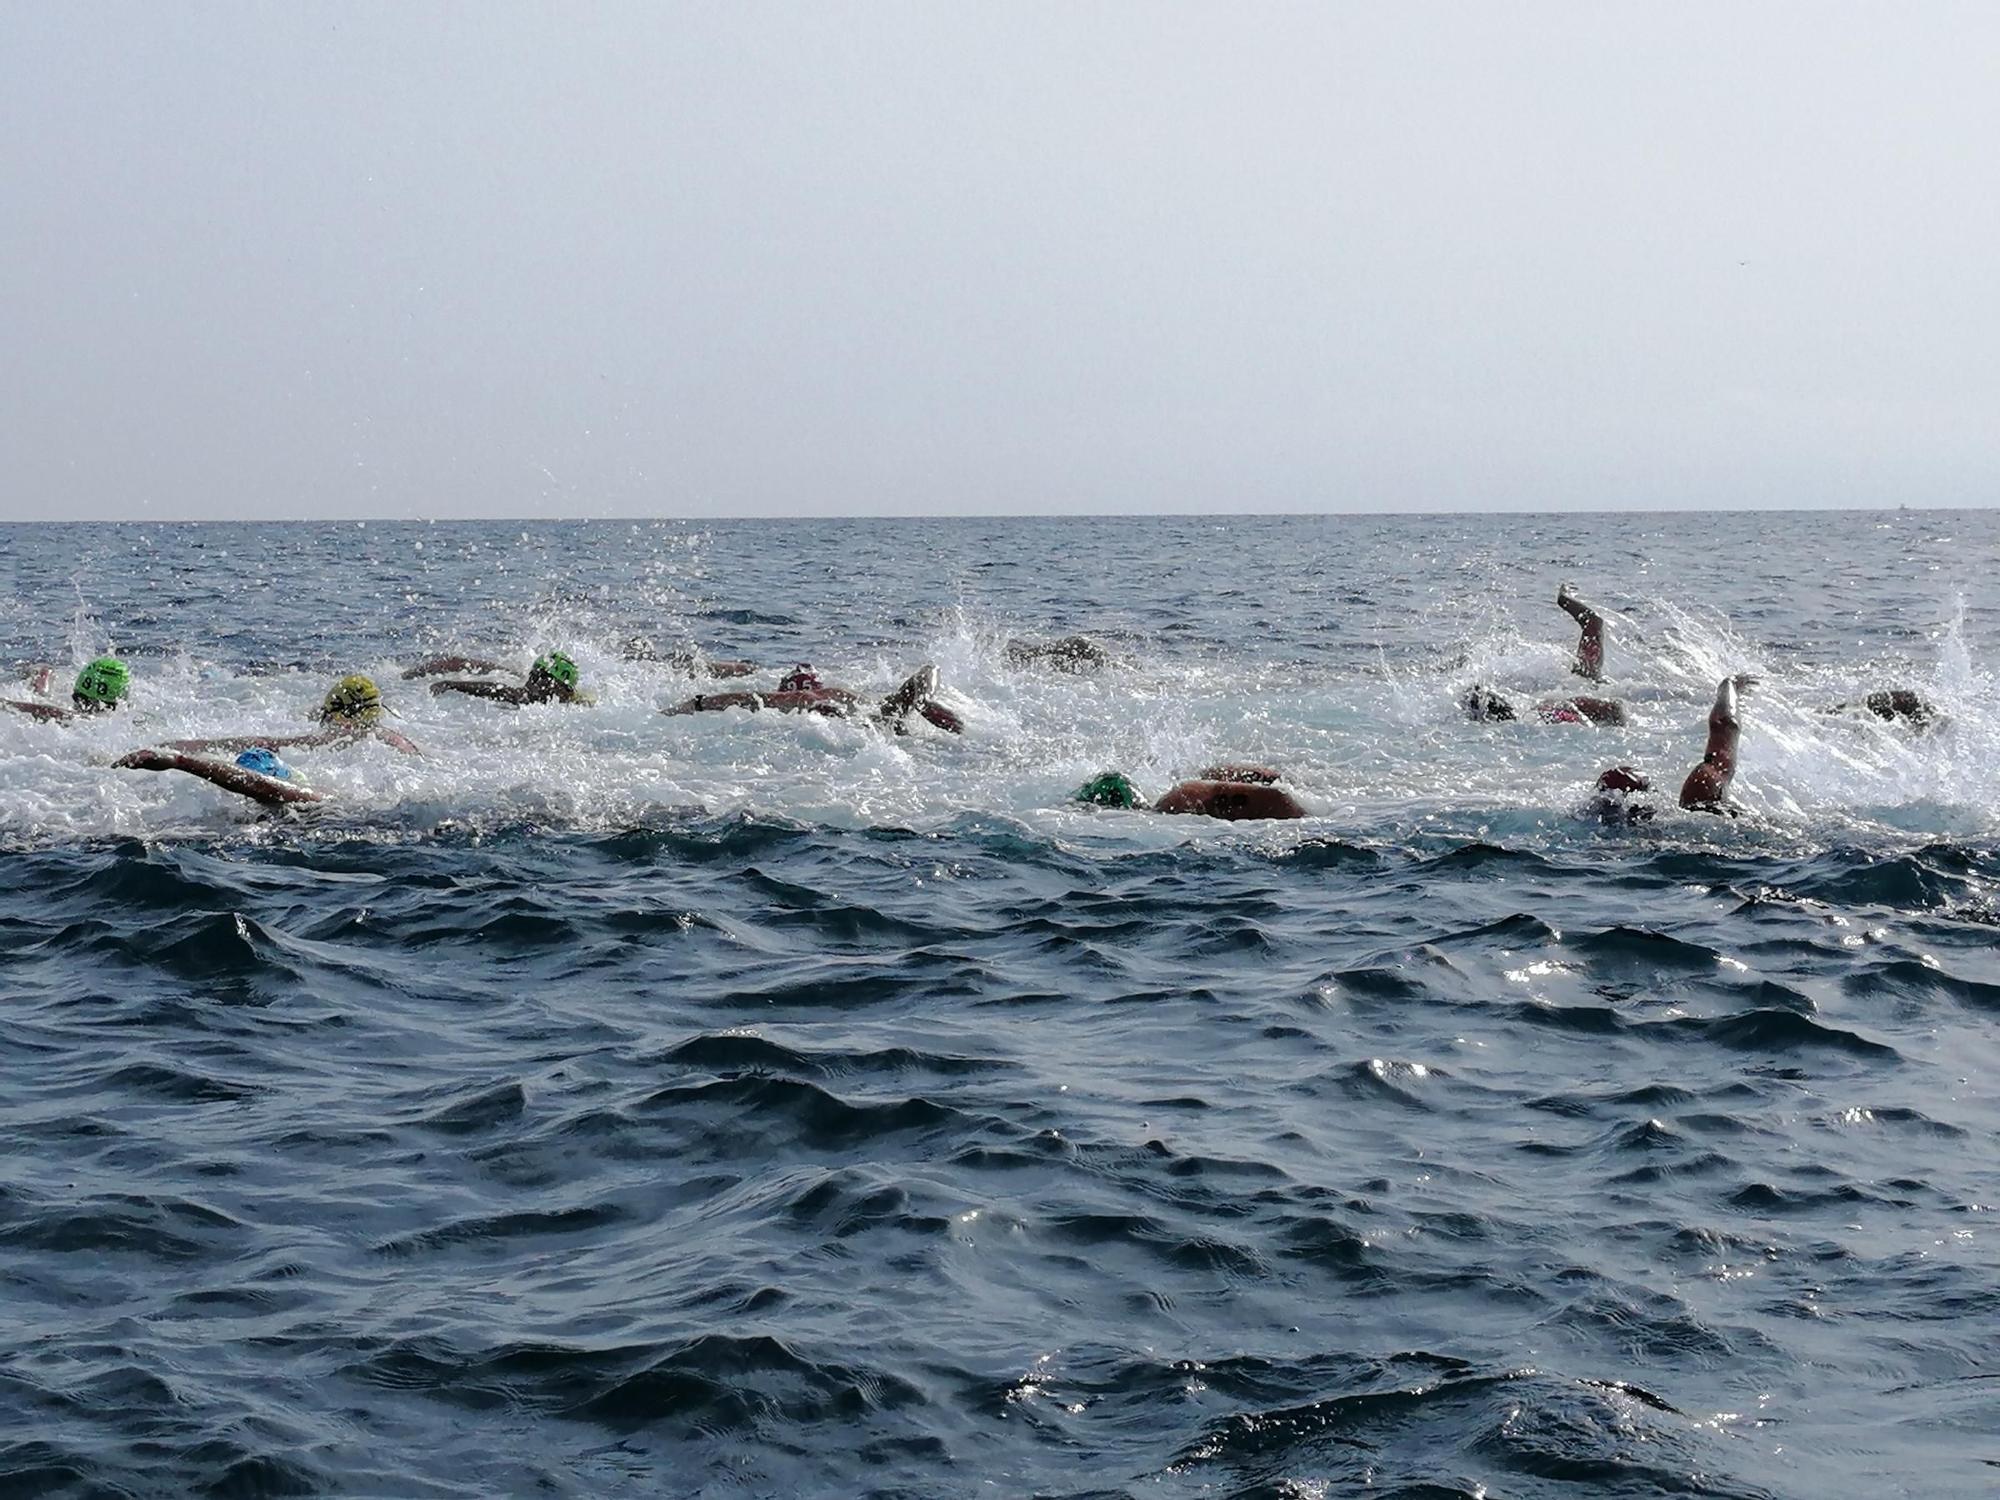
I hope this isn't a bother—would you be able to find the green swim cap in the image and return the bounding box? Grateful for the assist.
[72,655,130,710]
[1075,771,1140,808]
[319,673,384,727]
[531,652,580,691]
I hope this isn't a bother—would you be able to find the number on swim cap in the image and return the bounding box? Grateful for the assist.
[72,655,130,707]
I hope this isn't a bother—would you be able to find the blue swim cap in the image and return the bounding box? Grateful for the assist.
[235,747,297,781]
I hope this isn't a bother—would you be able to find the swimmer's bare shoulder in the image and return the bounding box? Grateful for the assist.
[1154,780,1306,820]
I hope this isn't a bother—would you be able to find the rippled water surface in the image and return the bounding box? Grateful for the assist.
[2,512,1997,1497]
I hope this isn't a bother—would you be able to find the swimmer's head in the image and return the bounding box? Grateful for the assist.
[1864,688,1937,727]
[71,655,130,713]
[1595,766,1650,795]
[1074,771,1142,809]
[235,747,300,782]
[318,674,384,728]
[778,663,822,692]
[528,651,586,701]
[1463,685,1516,722]
[1588,765,1655,824]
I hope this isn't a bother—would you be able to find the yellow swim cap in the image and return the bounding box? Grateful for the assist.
[319,674,384,727]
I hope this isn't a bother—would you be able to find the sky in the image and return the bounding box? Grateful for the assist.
[2,2,1997,521]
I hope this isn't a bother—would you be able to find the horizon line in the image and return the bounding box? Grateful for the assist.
[0,501,1977,527]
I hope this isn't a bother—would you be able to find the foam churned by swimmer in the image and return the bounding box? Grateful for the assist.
[0,515,1994,853]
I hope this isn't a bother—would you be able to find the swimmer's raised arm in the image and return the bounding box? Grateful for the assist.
[1557,584,1606,682]
[114,748,324,808]
[874,665,965,735]
[1678,675,1750,813]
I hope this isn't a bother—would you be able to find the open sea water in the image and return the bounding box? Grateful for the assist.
[1,511,1996,1499]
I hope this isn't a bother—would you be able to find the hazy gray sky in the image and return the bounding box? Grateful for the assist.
[3,2,1996,520]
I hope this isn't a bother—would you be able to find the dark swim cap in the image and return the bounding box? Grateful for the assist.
[1595,765,1650,795]
[779,663,822,692]
[1075,771,1140,808]
[1463,685,1516,722]
[1864,689,1936,726]
[72,655,130,710]
[236,747,298,782]
[319,674,384,727]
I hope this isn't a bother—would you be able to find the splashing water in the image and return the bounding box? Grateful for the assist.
[2,513,1995,850]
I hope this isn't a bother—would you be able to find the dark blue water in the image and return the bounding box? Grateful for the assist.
[2,513,1996,1497]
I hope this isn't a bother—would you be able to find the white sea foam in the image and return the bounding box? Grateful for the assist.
[1,586,1991,852]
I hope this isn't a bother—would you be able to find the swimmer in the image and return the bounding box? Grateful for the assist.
[163,674,421,756]
[620,638,758,678]
[1557,584,1607,681]
[428,652,595,707]
[113,746,325,809]
[2,656,131,724]
[1464,684,1628,726]
[1584,680,1760,824]
[1074,765,1306,821]
[1824,687,1941,730]
[1679,675,1755,812]
[1579,676,1756,821]
[1585,765,1656,824]
[664,662,965,734]
[1004,635,1111,673]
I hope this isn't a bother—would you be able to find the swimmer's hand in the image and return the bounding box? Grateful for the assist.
[917,701,964,734]
[1730,673,1760,694]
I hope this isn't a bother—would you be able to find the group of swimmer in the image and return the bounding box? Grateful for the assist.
[2,590,1941,821]
[1458,585,1936,823]
[1,646,969,810]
